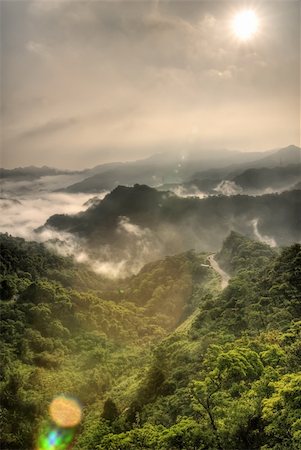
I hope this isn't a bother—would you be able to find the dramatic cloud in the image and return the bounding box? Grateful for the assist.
[1,0,299,168]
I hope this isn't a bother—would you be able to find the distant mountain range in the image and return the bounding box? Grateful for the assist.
[250,144,301,167]
[232,164,301,192]
[60,145,301,193]
[2,145,300,194]
[0,165,76,180]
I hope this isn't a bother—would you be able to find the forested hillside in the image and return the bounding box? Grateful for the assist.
[43,185,301,268]
[0,233,216,449]
[0,232,300,449]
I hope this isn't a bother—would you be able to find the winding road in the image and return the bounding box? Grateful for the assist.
[208,254,230,289]
[176,253,230,334]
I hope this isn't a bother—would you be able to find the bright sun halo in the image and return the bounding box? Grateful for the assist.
[232,10,259,40]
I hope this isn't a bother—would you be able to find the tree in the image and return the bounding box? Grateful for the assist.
[262,373,301,450]
[102,399,119,423]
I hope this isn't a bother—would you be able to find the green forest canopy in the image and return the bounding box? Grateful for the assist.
[0,232,300,450]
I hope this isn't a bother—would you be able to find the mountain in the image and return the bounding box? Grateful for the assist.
[185,146,301,195]
[170,162,301,197]
[0,165,76,180]
[60,145,301,194]
[2,145,299,191]
[253,144,301,167]
[60,157,236,194]
[232,163,301,192]
[42,185,301,274]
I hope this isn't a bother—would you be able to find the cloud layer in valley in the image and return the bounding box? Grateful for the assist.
[0,179,163,278]
[0,191,103,242]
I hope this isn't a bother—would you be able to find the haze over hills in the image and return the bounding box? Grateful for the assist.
[1,144,300,279]
[60,145,301,193]
[232,164,301,193]
[250,144,301,167]
[1,145,299,196]
[0,166,77,181]
[41,184,301,277]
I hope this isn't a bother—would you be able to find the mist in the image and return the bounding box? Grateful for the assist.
[0,189,108,265]
[1,193,94,239]
[0,185,166,278]
[252,218,277,247]
[213,180,243,196]
[168,185,208,199]
[1,173,86,197]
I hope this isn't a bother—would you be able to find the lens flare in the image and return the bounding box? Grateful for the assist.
[37,425,75,450]
[49,395,82,428]
[36,396,82,450]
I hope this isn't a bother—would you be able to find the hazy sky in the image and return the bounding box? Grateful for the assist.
[1,0,300,169]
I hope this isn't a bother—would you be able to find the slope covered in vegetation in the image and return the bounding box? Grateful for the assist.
[0,233,216,449]
[1,232,300,450]
[75,234,301,450]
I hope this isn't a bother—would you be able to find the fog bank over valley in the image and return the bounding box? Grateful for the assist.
[1,145,300,278]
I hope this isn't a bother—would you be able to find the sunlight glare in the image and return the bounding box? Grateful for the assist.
[232,10,259,40]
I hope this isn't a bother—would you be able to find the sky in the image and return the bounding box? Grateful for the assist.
[1,0,300,169]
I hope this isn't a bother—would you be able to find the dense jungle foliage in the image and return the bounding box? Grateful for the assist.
[0,232,300,450]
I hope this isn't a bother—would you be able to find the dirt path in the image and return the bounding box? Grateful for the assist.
[176,254,230,334]
[208,254,230,289]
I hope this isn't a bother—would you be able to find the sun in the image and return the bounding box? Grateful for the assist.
[232,10,259,40]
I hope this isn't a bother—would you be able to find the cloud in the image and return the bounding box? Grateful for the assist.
[1,174,86,196]
[0,174,108,243]
[28,1,63,16]
[214,180,243,196]
[26,40,51,59]
[19,116,79,140]
[2,0,300,168]
[170,185,207,199]
[252,219,276,247]
[0,175,163,278]
[206,68,233,80]
[91,259,128,279]
[44,215,164,279]
[118,216,151,238]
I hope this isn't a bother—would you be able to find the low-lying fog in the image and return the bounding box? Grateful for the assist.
[1,173,86,196]
[1,171,297,279]
[0,192,103,240]
[1,174,108,261]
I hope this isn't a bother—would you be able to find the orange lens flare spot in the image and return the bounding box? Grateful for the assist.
[49,396,82,428]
